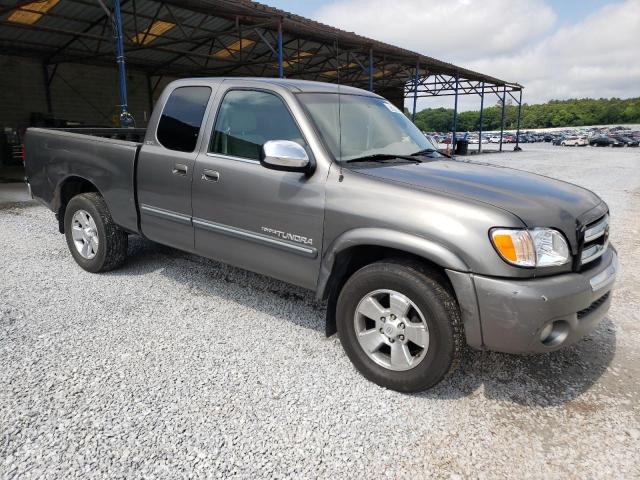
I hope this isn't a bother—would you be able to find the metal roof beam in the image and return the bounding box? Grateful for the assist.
[46,0,131,62]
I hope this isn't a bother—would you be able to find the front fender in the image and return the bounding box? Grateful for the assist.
[316,227,470,300]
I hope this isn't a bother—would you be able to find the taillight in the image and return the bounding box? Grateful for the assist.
[21,144,25,163]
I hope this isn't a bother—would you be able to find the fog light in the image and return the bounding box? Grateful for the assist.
[540,320,570,347]
[540,323,554,342]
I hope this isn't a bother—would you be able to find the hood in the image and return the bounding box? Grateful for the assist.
[350,159,606,250]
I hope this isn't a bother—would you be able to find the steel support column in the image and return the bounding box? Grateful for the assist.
[515,89,523,150]
[451,75,459,153]
[277,18,283,78]
[411,59,419,121]
[499,84,506,152]
[368,48,374,91]
[112,0,132,126]
[478,81,484,153]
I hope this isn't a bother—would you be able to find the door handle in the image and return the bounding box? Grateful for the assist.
[172,163,188,176]
[201,169,220,182]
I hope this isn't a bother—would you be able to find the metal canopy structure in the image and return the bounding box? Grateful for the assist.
[0,0,524,151]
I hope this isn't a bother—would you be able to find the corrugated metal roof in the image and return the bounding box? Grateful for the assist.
[0,0,522,93]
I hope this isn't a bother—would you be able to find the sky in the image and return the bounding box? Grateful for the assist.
[267,0,640,111]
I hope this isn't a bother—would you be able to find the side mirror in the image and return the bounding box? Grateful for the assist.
[260,140,310,173]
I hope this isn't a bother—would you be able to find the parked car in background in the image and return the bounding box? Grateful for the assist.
[612,136,639,147]
[589,135,612,147]
[561,136,588,147]
[424,134,440,147]
[552,136,565,146]
[608,136,624,147]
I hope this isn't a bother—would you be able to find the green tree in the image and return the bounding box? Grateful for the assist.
[412,97,640,131]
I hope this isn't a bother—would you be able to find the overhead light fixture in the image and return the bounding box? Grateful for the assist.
[8,0,59,25]
[133,20,175,45]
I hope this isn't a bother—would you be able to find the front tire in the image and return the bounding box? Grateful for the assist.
[64,192,127,273]
[336,261,464,392]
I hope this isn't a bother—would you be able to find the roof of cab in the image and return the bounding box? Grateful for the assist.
[171,77,380,96]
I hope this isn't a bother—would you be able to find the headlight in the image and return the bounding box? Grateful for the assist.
[490,228,570,267]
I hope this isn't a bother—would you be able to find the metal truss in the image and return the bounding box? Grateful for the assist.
[403,68,524,153]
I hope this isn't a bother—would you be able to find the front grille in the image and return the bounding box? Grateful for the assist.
[577,292,610,319]
[579,214,609,268]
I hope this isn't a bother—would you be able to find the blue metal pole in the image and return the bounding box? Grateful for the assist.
[478,81,485,153]
[499,84,506,152]
[451,75,459,154]
[112,0,131,127]
[411,59,419,122]
[277,19,283,79]
[368,48,373,91]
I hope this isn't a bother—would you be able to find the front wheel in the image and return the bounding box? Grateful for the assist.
[64,192,128,272]
[336,261,464,392]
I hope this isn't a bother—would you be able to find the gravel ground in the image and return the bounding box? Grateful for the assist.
[1,142,639,479]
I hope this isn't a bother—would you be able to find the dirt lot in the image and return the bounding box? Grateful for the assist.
[1,142,639,478]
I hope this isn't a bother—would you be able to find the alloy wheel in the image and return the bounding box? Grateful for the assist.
[353,289,430,371]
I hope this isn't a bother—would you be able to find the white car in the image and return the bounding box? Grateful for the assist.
[561,136,588,147]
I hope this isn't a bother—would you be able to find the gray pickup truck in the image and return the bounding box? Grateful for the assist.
[25,78,617,392]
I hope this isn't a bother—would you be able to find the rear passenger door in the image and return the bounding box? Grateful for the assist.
[137,84,213,251]
[191,83,326,290]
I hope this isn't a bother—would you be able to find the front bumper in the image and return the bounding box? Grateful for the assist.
[447,246,618,354]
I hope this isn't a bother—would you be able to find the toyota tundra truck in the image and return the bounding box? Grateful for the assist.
[24,78,617,392]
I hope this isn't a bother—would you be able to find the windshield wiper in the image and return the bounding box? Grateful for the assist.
[410,148,438,156]
[345,154,421,164]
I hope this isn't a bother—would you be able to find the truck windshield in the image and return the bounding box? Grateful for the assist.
[297,93,437,162]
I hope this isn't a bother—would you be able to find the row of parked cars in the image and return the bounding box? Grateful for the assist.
[426,126,640,148]
[551,132,639,147]
[426,132,539,145]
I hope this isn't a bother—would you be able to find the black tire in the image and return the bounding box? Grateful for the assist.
[64,192,127,273]
[336,260,464,392]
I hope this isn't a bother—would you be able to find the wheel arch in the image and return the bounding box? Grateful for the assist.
[317,228,470,337]
[55,175,101,233]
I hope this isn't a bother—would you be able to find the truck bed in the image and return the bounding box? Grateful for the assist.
[24,127,145,233]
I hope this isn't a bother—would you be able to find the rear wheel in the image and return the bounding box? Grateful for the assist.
[336,261,464,392]
[64,192,127,272]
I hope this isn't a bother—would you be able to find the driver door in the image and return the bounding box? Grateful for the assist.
[191,82,326,289]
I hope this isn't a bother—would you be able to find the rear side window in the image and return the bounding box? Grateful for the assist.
[157,86,211,152]
[210,90,305,161]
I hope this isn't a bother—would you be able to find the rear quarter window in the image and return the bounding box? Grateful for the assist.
[157,86,211,152]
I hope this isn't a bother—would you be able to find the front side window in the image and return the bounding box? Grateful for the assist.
[210,90,306,161]
[157,86,211,152]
